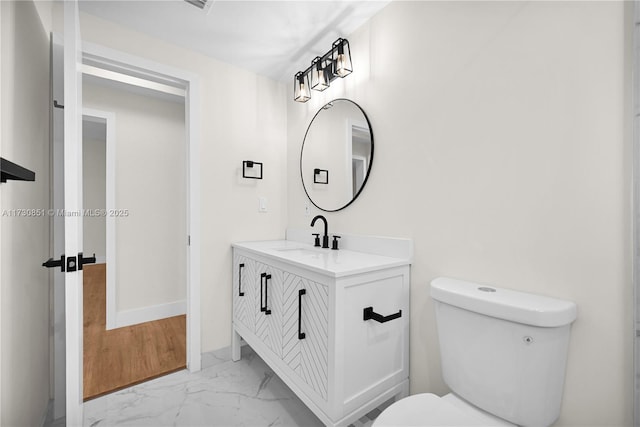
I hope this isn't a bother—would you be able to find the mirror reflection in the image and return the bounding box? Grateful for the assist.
[300,99,373,212]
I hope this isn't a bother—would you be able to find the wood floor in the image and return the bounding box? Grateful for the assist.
[83,264,186,401]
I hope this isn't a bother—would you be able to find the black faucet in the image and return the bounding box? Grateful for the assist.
[310,215,329,249]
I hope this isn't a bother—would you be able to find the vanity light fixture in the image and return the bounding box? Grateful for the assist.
[293,38,352,103]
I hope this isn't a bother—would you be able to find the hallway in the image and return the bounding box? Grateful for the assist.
[83,264,186,400]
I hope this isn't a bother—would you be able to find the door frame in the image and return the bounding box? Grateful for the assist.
[346,118,369,201]
[634,2,639,426]
[61,3,84,422]
[81,109,117,329]
[52,35,201,419]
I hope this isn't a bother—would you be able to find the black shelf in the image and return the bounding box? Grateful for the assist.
[1,157,35,183]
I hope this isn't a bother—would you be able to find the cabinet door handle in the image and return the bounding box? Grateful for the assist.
[265,274,272,315]
[298,289,306,340]
[363,307,402,323]
[260,273,272,315]
[238,263,245,296]
[260,273,266,312]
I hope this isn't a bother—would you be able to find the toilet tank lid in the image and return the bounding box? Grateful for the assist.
[430,277,577,327]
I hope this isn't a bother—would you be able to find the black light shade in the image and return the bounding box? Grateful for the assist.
[294,71,310,102]
[332,38,352,78]
[310,56,329,91]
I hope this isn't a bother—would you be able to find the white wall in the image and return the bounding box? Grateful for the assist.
[82,132,106,260]
[48,1,634,424]
[64,10,288,349]
[83,82,187,315]
[287,1,632,425]
[0,1,51,425]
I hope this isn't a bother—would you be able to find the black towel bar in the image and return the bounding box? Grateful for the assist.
[363,306,402,323]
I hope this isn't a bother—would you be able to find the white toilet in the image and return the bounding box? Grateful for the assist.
[374,277,577,427]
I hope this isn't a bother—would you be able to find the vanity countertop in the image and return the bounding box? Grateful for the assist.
[232,240,410,278]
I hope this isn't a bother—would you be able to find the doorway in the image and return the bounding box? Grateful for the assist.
[80,105,188,400]
[51,34,201,421]
[347,121,372,199]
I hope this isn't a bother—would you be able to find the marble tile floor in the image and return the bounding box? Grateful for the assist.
[46,345,388,427]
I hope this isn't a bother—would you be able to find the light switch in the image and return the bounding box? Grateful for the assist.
[259,197,267,213]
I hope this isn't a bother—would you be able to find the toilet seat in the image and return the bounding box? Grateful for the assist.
[372,393,516,427]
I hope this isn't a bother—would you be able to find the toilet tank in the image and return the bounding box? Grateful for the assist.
[431,278,577,427]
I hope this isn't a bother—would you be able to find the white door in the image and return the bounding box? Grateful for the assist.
[50,36,65,420]
[49,4,85,423]
[48,2,85,422]
[63,1,84,424]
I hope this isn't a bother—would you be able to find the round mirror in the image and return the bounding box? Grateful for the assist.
[300,99,374,212]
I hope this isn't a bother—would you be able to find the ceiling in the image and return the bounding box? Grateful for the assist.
[78,0,391,82]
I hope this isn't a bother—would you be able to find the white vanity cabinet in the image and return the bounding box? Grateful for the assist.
[231,238,411,427]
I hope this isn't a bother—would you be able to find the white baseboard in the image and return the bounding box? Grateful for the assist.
[40,399,52,427]
[113,300,186,329]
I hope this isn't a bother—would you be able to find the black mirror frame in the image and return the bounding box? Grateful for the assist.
[300,98,374,212]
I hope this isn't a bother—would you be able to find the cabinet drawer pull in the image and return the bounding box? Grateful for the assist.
[261,273,272,315]
[363,307,402,323]
[238,263,245,296]
[298,289,306,340]
[260,273,265,311]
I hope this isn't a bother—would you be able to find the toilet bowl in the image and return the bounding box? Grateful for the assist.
[373,393,515,427]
